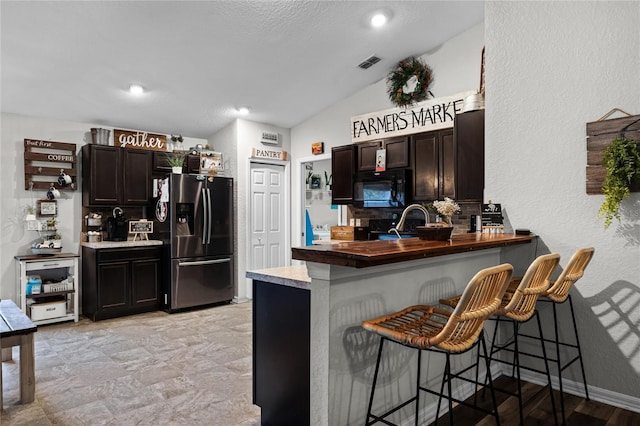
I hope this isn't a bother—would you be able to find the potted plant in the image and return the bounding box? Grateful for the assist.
[432,197,460,227]
[324,171,332,190]
[51,233,62,248]
[25,205,36,222]
[167,153,186,174]
[170,134,184,152]
[306,171,313,190]
[598,137,640,228]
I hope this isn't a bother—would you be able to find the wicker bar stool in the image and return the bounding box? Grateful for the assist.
[440,253,561,425]
[362,263,513,426]
[525,247,595,423]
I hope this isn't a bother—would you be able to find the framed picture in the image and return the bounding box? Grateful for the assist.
[38,200,57,217]
[200,151,223,174]
[311,142,324,155]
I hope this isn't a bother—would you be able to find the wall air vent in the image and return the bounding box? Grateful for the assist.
[358,55,381,70]
[261,131,279,145]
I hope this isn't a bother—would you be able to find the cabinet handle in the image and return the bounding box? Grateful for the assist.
[41,263,61,267]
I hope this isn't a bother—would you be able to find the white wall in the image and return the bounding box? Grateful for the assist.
[210,119,291,301]
[0,112,207,302]
[486,1,640,398]
[290,23,486,249]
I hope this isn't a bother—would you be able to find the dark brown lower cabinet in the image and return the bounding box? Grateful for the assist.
[253,280,310,425]
[82,246,161,321]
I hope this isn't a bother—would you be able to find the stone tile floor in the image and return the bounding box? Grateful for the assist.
[1,302,260,425]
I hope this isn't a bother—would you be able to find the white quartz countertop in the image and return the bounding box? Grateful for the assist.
[246,265,310,290]
[81,240,163,249]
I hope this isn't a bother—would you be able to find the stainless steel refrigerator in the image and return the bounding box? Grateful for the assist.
[153,174,234,312]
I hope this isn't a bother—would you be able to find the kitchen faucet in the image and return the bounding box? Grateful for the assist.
[388,204,430,238]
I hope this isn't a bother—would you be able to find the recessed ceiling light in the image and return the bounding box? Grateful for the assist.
[237,106,250,115]
[129,84,144,95]
[371,13,388,27]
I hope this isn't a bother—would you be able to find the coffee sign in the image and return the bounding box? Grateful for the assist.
[114,129,167,152]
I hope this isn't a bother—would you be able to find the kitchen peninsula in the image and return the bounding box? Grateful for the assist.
[248,233,535,425]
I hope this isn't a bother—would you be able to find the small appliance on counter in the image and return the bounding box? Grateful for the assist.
[85,212,103,242]
[106,207,128,241]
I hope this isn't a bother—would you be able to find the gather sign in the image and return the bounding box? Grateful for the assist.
[114,129,167,152]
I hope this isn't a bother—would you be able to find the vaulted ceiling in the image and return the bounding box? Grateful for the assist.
[1,1,484,138]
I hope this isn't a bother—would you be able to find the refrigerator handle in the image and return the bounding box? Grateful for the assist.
[178,258,231,267]
[201,188,208,245]
[207,188,213,244]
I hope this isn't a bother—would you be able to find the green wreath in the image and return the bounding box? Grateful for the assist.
[386,56,434,108]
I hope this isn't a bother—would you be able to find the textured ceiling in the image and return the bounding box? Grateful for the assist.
[1,1,484,139]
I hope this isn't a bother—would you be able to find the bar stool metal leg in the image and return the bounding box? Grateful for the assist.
[512,321,524,426]
[550,295,589,424]
[535,310,558,425]
[366,337,385,426]
[486,313,558,426]
[481,332,501,426]
[415,350,422,426]
[551,301,566,423]
[568,295,589,400]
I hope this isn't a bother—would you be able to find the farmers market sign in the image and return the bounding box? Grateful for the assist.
[351,91,475,143]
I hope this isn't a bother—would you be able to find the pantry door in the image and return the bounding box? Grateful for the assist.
[250,162,286,271]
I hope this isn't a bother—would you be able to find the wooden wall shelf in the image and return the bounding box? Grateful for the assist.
[24,139,77,191]
[586,114,640,194]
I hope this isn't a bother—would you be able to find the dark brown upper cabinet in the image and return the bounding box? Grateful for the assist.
[122,149,152,204]
[152,152,202,176]
[83,144,151,206]
[454,110,484,202]
[411,110,484,202]
[331,144,356,204]
[357,136,409,171]
[411,130,454,201]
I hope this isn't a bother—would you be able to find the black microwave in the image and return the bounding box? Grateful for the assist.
[354,169,411,208]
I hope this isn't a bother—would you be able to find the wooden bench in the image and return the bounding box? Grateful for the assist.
[1,299,37,410]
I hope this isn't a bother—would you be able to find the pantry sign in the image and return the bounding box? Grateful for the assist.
[350,90,475,143]
[250,147,288,161]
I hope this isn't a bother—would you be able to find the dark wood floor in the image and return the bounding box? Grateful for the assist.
[431,375,640,425]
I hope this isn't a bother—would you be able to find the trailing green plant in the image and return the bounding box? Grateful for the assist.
[166,153,185,168]
[598,137,640,228]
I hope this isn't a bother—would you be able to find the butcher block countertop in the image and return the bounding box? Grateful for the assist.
[291,233,534,268]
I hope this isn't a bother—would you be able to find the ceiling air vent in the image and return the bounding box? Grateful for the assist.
[358,55,381,70]
[261,131,279,145]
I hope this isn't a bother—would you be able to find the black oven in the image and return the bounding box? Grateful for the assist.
[354,169,411,208]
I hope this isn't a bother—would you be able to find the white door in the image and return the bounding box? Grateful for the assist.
[250,162,286,270]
